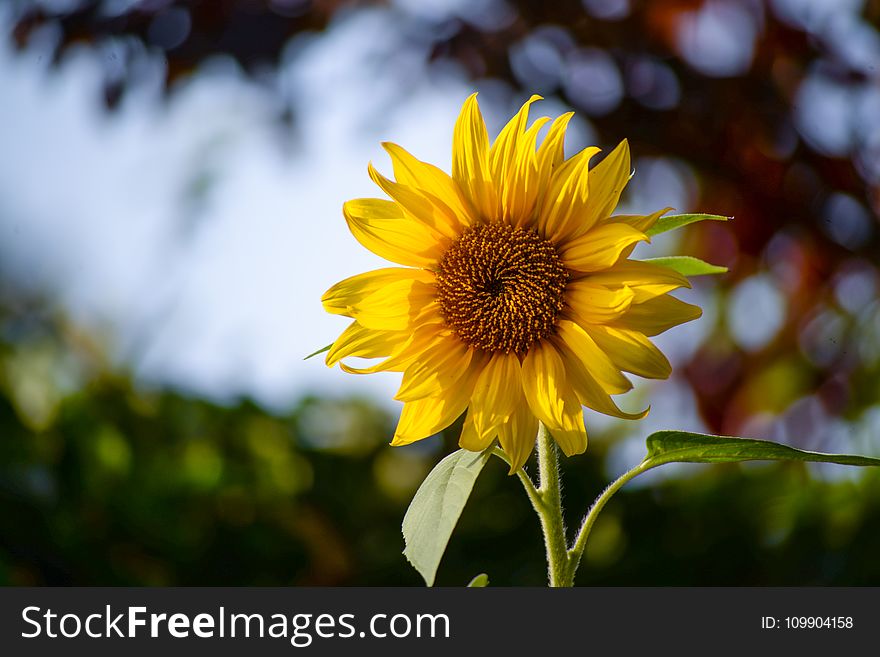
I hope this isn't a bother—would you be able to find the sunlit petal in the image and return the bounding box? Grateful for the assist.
[560,223,649,273]
[556,319,632,395]
[521,340,588,457]
[565,281,635,324]
[391,354,485,445]
[343,198,446,267]
[613,294,702,336]
[452,93,497,221]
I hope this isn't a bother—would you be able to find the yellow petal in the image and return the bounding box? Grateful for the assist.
[602,206,672,233]
[411,300,445,327]
[496,402,539,472]
[560,223,649,273]
[555,320,632,395]
[395,337,474,402]
[381,142,476,231]
[339,323,443,375]
[584,324,671,379]
[520,341,587,457]
[584,260,690,303]
[613,294,702,336]
[535,112,574,191]
[468,351,523,440]
[489,95,542,181]
[350,276,436,331]
[565,281,635,324]
[487,95,547,224]
[574,139,632,238]
[507,116,552,227]
[325,320,404,367]
[459,355,539,472]
[546,424,588,460]
[322,267,434,316]
[452,93,497,221]
[535,146,600,241]
[557,341,649,421]
[458,412,494,452]
[391,355,485,446]
[367,162,462,241]
[343,198,445,268]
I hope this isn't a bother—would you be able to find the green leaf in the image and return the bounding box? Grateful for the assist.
[402,448,491,586]
[466,573,489,587]
[303,343,332,361]
[644,431,880,468]
[642,256,728,276]
[646,213,730,237]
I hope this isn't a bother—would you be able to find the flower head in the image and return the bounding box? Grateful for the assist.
[322,94,701,471]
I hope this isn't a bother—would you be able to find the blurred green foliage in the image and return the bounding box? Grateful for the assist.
[2,298,879,586]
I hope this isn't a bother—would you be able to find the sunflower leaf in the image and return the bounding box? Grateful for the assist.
[402,448,491,586]
[466,573,489,587]
[646,213,730,237]
[642,256,728,276]
[303,343,333,360]
[644,431,880,468]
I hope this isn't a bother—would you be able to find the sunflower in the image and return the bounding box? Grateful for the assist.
[321,94,701,471]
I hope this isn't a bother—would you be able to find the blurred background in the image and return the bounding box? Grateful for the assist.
[1,0,879,586]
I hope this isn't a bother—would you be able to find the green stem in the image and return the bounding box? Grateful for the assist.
[498,427,658,587]
[564,460,655,585]
[534,423,570,588]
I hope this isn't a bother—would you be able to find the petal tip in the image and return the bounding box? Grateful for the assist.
[389,433,411,447]
[462,92,481,111]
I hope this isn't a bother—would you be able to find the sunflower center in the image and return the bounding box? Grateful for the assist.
[435,223,569,354]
